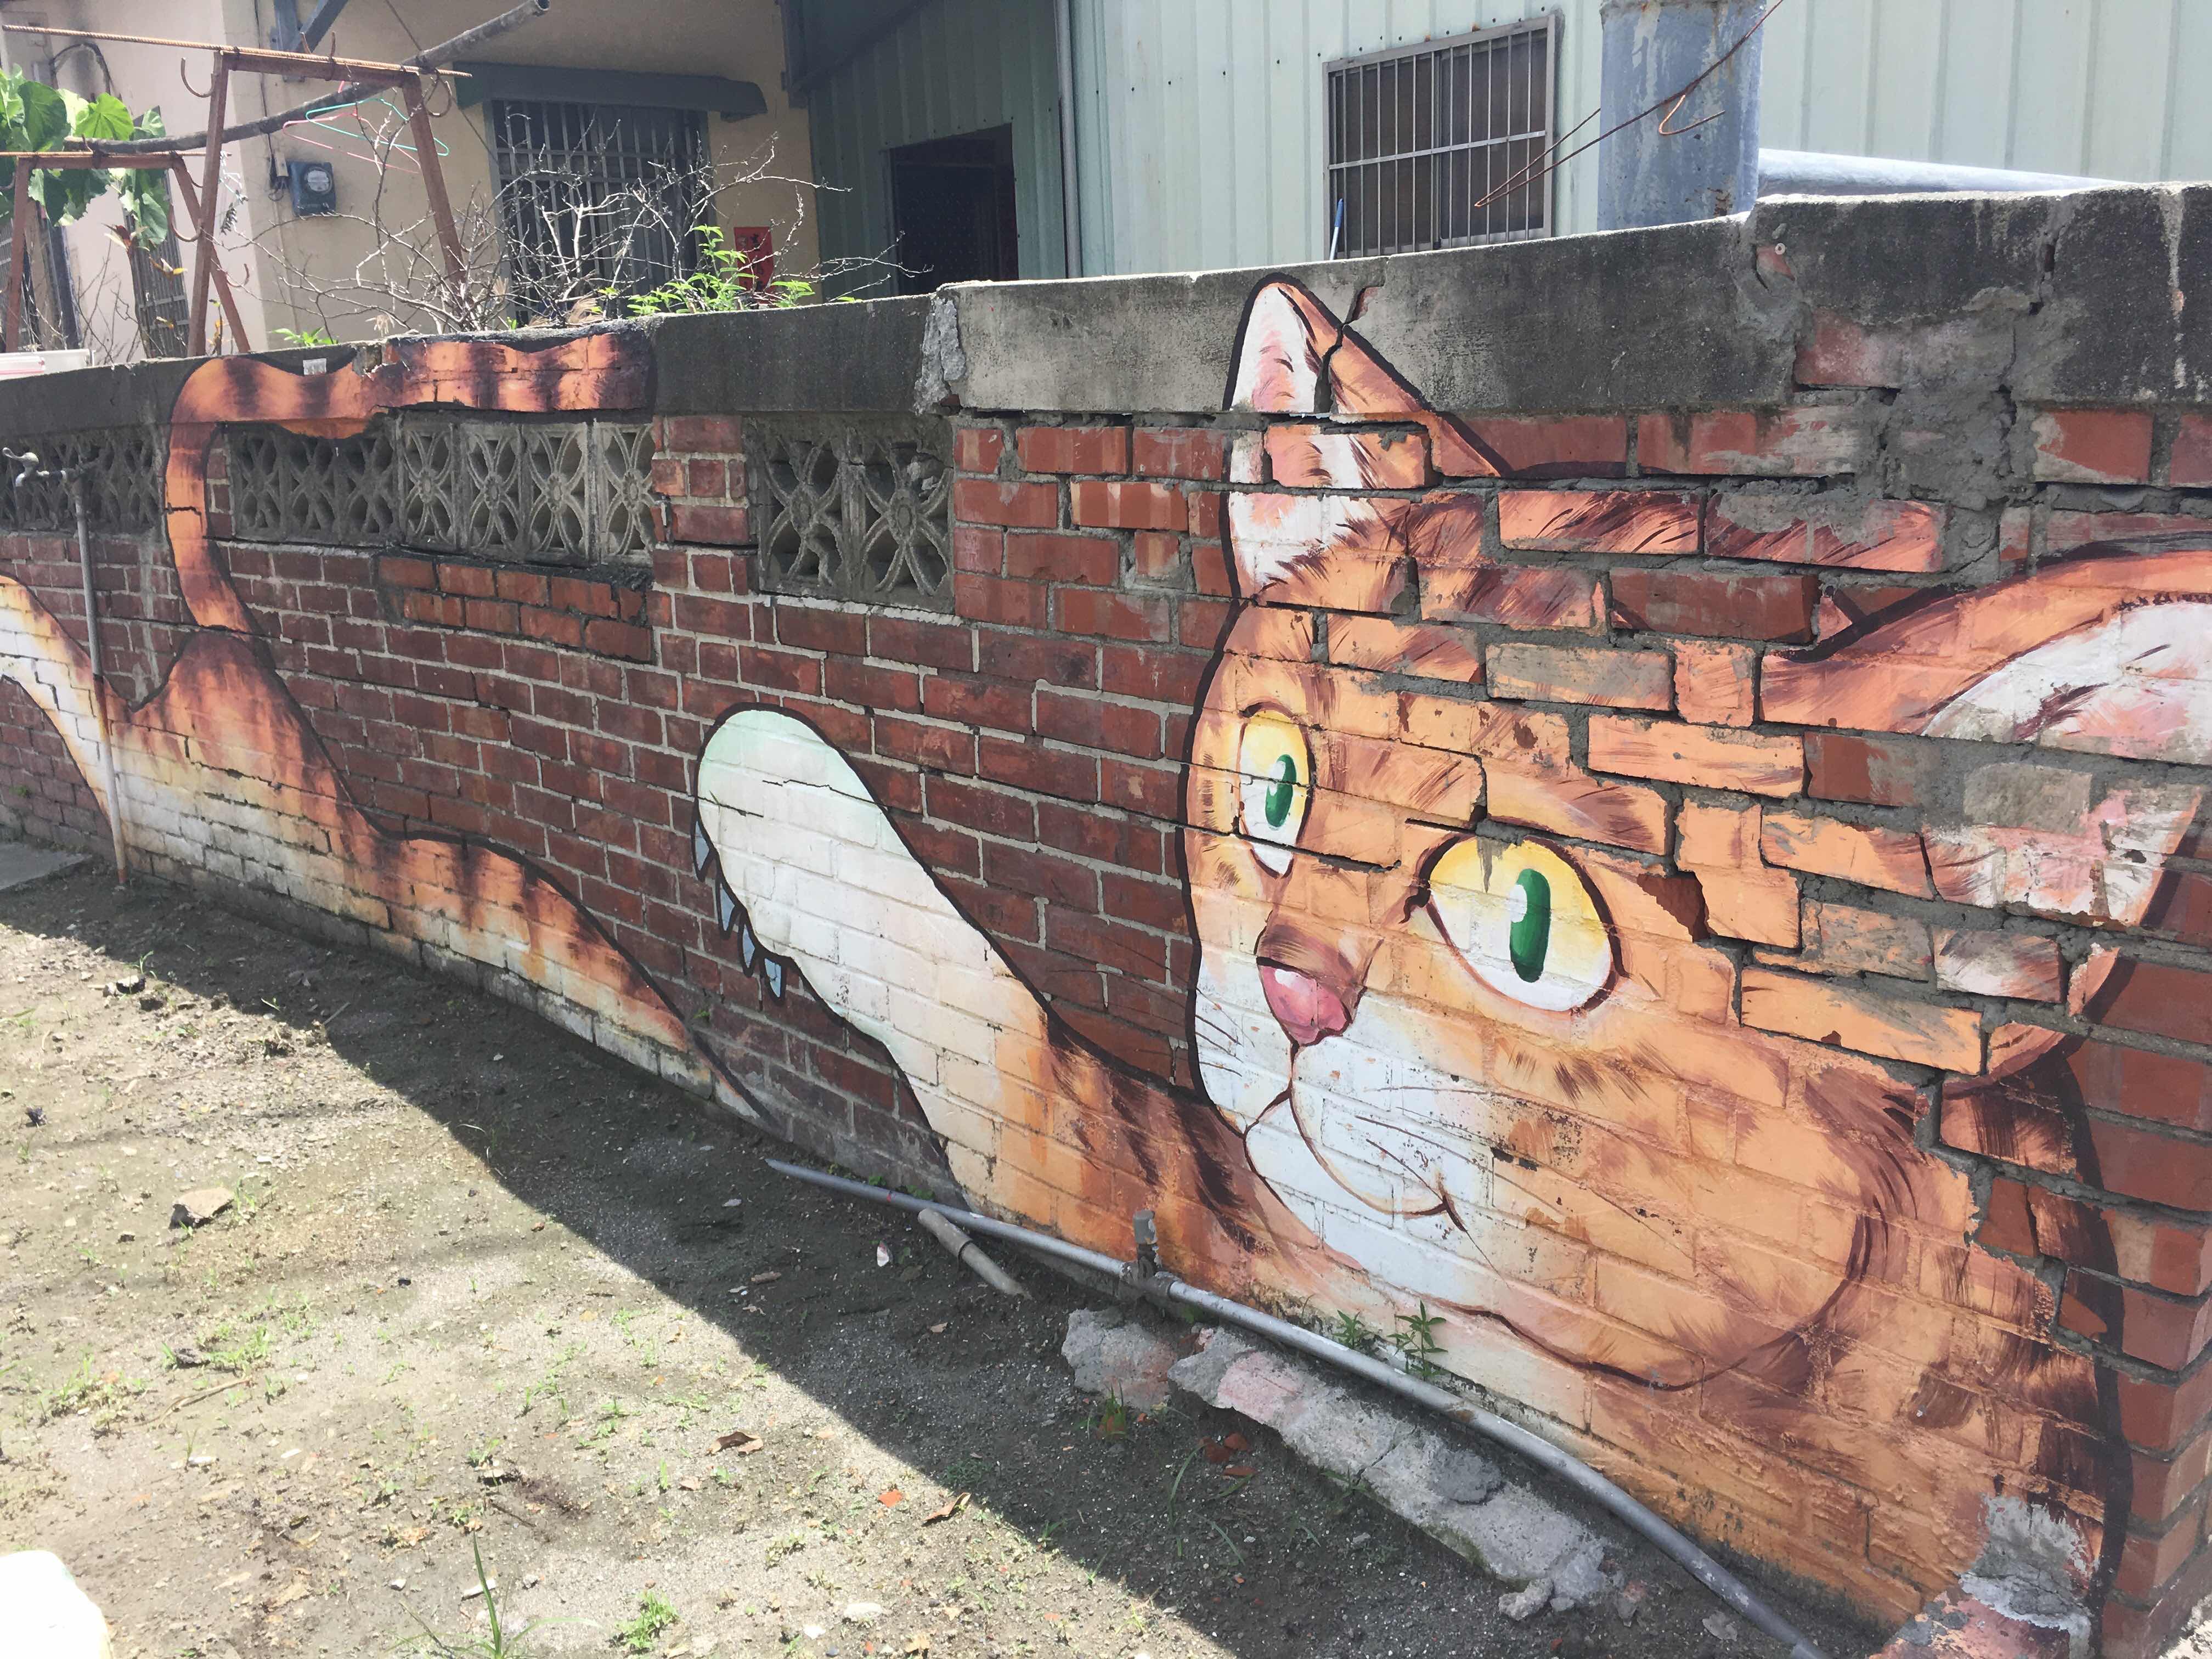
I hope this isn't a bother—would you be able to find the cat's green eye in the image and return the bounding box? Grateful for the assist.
[1237,712,1310,876]
[1429,838,1611,1013]
[1508,867,1550,982]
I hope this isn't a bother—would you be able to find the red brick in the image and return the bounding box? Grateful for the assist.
[2094,957,2212,1048]
[1759,811,1933,898]
[872,714,975,774]
[439,562,496,599]
[1588,716,1803,797]
[2172,413,2212,489]
[1706,495,1945,573]
[658,414,743,453]
[979,735,1099,800]
[1005,532,1118,585]
[1610,568,1817,642]
[1638,407,1872,476]
[1101,644,1208,705]
[2030,408,2154,484]
[670,502,752,545]
[1486,644,1672,710]
[981,840,1098,908]
[1741,967,1982,1072]
[582,618,650,661]
[952,572,1048,628]
[1133,427,1229,481]
[1264,424,1432,489]
[776,604,868,656]
[401,590,464,627]
[551,577,620,617]
[923,674,1032,733]
[1456,414,1628,478]
[682,457,727,498]
[1130,531,1181,582]
[953,426,1005,473]
[954,477,1059,528]
[492,569,549,606]
[1804,732,1942,808]
[868,615,974,672]
[519,605,584,647]
[1672,639,1756,727]
[952,524,1003,574]
[825,657,922,713]
[1016,425,1129,475]
[464,597,520,634]
[1035,690,1163,759]
[1497,489,1700,553]
[1933,929,2063,1001]
[1799,899,1933,979]
[1070,479,1185,532]
[2066,1273,2212,1371]
[1057,589,1172,643]
[650,456,685,495]
[379,553,436,590]
[926,774,1036,839]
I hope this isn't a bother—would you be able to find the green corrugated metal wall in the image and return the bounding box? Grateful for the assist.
[804,0,1070,296]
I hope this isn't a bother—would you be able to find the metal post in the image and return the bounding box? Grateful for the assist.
[3,161,26,351]
[166,159,251,353]
[1597,0,1764,230]
[71,477,127,883]
[402,75,465,287]
[188,54,229,356]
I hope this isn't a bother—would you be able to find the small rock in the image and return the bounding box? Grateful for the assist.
[111,973,145,995]
[1061,1308,1181,1410]
[475,1462,520,1485]
[1499,1578,1551,1622]
[115,1232,133,1244]
[843,1602,885,1624]
[1433,1447,1503,1505]
[1547,1539,1616,1611]
[1703,1611,1741,1644]
[137,995,162,1012]
[24,1105,44,1127]
[1612,1582,1647,1625]
[169,1187,234,1229]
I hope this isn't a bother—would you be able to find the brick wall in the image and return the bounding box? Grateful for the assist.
[8,191,2212,1652]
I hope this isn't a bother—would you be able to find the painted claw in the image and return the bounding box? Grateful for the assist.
[692,815,713,875]
[763,958,783,999]
[716,881,738,934]
[739,922,757,970]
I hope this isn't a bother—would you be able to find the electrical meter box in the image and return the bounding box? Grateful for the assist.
[287,160,337,216]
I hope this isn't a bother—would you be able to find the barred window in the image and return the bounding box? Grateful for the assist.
[128,180,190,360]
[1325,16,1556,257]
[488,99,710,320]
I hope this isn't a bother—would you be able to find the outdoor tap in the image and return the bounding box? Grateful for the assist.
[3,448,42,490]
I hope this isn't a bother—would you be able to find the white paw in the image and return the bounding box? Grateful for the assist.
[690,707,1026,1084]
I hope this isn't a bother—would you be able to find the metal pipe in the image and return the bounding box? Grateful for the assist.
[915,1206,1031,1297]
[1757,147,2121,199]
[69,474,126,884]
[1054,0,1081,279]
[770,1154,1830,1659]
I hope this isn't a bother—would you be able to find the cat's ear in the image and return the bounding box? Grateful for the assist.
[1228,277,1501,476]
[1762,554,2212,929]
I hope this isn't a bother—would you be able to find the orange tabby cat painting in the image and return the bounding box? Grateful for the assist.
[5,250,2211,1655]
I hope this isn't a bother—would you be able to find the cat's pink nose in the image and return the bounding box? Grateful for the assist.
[1259,963,1351,1048]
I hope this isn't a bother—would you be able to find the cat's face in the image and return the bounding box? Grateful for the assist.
[1180,279,2195,1393]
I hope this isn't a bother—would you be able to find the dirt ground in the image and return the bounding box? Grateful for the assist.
[1,855,1900,1659]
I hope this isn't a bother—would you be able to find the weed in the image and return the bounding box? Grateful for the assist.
[1329,1310,1383,1354]
[1079,1391,1131,1442]
[398,1539,568,1656]
[764,1531,806,1564]
[1389,1302,1447,1381]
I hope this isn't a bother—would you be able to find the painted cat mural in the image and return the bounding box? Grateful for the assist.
[0,276,2204,1638]
[0,332,718,1101]
[693,280,2212,1627]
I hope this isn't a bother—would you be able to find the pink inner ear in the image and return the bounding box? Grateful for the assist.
[1232,283,1335,414]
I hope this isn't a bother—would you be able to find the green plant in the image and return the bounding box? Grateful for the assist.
[621,227,814,317]
[1081,1392,1129,1442]
[1329,1310,1383,1354]
[0,72,169,244]
[1389,1302,1447,1381]
[611,1589,678,1653]
[273,326,338,347]
[399,1539,568,1656]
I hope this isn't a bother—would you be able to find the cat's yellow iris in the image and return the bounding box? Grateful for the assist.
[1236,711,1310,876]
[1427,838,1612,1013]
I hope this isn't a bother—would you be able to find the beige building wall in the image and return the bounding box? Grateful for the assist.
[20,0,816,358]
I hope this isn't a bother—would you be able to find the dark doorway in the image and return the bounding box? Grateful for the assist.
[889,125,1018,292]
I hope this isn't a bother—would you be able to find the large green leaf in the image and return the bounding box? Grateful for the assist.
[71,93,133,144]
[17,79,68,150]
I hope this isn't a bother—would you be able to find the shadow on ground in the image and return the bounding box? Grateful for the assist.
[0,860,1884,1659]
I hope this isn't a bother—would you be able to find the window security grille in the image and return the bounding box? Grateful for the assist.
[128,182,190,360]
[1325,16,1555,257]
[488,99,710,317]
